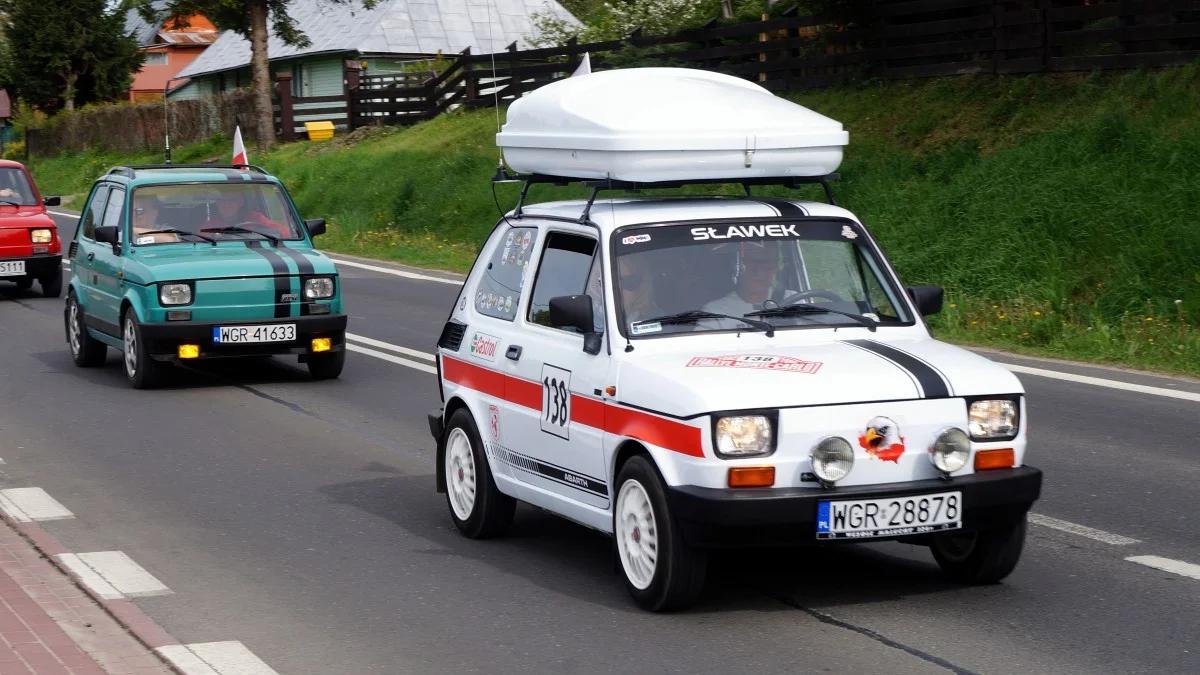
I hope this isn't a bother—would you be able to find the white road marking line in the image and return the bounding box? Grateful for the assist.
[347,343,437,374]
[1126,555,1200,581]
[327,256,462,285]
[48,210,80,219]
[346,333,435,361]
[0,488,75,522]
[158,642,280,675]
[57,551,171,599]
[999,363,1200,403]
[56,554,124,600]
[1028,513,1140,545]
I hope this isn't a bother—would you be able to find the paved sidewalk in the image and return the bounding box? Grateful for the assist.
[0,521,170,674]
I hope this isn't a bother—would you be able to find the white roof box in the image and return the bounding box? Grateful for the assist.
[496,67,848,183]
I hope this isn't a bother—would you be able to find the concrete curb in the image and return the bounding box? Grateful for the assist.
[0,511,186,674]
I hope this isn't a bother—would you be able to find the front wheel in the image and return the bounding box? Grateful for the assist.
[931,515,1027,584]
[614,455,707,612]
[40,272,62,298]
[443,408,515,539]
[122,310,165,389]
[307,350,345,379]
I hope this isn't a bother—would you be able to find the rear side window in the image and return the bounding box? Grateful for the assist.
[80,185,110,241]
[527,232,599,331]
[474,226,537,321]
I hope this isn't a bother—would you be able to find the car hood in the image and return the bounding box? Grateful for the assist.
[615,337,1023,418]
[0,208,55,228]
[124,243,336,282]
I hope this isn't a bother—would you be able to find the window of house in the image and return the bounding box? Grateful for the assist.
[144,51,168,66]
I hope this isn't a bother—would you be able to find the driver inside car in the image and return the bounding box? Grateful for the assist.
[702,241,793,317]
[203,189,289,238]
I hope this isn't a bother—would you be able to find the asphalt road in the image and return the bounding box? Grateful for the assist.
[0,212,1194,674]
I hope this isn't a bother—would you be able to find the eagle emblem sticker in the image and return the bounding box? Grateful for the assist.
[859,416,905,463]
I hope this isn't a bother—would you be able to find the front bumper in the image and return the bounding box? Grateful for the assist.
[139,314,347,360]
[0,253,61,279]
[667,466,1042,548]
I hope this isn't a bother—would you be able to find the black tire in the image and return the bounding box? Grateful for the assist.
[66,291,106,367]
[16,277,32,291]
[121,309,165,389]
[443,408,515,539]
[614,455,707,612]
[40,272,62,298]
[931,515,1028,584]
[307,350,345,380]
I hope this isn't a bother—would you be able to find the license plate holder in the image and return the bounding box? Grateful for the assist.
[212,323,296,344]
[816,491,962,540]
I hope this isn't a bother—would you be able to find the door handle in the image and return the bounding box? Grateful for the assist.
[506,345,522,361]
[86,252,94,260]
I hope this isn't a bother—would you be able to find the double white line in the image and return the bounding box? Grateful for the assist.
[345,333,436,374]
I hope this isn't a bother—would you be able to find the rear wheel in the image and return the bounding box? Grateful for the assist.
[16,277,32,291]
[40,272,62,298]
[614,455,707,612]
[931,515,1027,584]
[66,292,106,367]
[444,408,515,538]
[307,350,345,379]
[122,310,164,389]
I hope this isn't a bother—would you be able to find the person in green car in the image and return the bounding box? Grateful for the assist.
[204,188,290,239]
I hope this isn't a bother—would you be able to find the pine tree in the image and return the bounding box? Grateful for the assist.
[0,0,144,112]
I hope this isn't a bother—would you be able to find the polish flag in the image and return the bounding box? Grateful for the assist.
[232,125,248,166]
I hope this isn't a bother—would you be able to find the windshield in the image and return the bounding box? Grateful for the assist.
[129,183,304,245]
[0,167,37,206]
[612,220,912,337]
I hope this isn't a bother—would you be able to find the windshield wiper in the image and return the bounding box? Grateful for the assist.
[746,304,878,332]
[636,310,775,337]
[0,200,20,207]
[136,228,216,245]
[200,226,279,246]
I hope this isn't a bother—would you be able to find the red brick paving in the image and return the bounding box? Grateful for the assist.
[0,521,170,674]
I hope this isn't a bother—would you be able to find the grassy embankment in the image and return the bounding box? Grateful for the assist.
[29,66,1200,376]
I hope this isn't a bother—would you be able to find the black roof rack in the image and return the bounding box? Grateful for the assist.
[104,164,271,179]
[496,169,840,221]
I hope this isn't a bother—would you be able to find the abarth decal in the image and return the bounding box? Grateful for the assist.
[488,444,608,498]
[440,356,704,457]
[840,340,952,399]
[686,354,822,374]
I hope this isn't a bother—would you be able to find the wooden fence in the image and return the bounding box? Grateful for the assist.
[270,0,1200,138]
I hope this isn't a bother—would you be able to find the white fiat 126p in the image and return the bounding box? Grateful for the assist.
[427,67,1042,611]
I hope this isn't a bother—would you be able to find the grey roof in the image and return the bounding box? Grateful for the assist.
[125,1,172,47]
[176,0,579,79]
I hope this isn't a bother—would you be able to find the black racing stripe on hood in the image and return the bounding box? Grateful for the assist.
[246,241,291,318]
[750,198,807,217]
[275,245,315,275]
[841,339,952,399]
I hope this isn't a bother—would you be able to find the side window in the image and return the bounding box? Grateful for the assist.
[475,226,537,321]
[80,185,110,241]
[527,232,599,331]
[101,188,126,244]
[584,252,606,334]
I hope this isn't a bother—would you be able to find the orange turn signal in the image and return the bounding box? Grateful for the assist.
[177,344,200,359]
[974,448,1015,471]
[311,337,332,353]
[727,466,775,488]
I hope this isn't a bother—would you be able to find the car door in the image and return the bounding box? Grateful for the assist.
[89,186,127,327]
[501,226,613,510]
[71,184,114,331]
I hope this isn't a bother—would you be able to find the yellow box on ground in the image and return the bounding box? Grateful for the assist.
[305,121,335,141]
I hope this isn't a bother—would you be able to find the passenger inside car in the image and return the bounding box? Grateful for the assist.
[132,195,182,243]
[618,255,664,325]
[204,189,289,238]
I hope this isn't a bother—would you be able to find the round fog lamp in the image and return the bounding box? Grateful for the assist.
[810,437,854,483]
[931,427,971,474]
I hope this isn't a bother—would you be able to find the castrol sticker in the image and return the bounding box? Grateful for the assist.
[468,332,501,362]
[686,354,822,374]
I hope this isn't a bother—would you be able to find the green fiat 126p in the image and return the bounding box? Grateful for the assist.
[64,164,347,388]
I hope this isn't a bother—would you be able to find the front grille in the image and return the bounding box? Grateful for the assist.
[438,320,467,351]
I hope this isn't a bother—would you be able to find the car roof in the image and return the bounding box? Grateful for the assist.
[514,196,861,232]
[98,165,280,187]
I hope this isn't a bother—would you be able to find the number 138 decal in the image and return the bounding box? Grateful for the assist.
[540,364,572,440]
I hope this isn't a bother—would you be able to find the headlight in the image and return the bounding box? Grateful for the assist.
[159,283,192,306]
[714,415,773,457]
[968,399,1019,439]
[304,277,334,299]
[810,436,854,483]
[930,427,970,474]
[31,229,52,244]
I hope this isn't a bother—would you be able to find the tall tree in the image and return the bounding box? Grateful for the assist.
[0,0,144,112]
[138,0,377,151]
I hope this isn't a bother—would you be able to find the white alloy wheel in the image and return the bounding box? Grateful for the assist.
[68,301,81,357]
[123,314,138,378]
[445,427,477,521]
[616,478,659,590]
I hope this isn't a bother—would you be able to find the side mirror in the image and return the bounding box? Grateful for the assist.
[95,225,119,246]
[549,294,602,355]
[42,196,60,207]
[907,285,944,317]
[305,218,327,237]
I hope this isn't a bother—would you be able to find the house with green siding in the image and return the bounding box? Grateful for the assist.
[170,0,577,131]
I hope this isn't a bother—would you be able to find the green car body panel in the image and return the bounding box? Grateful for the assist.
[65,165,347,370]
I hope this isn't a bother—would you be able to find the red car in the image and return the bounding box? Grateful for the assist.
[0,160,62,297]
